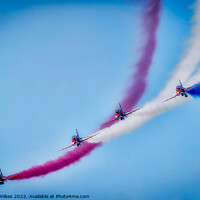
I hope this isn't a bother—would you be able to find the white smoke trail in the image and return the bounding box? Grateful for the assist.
[158,0,200,101]
[186,67,200,85]
[89,70,200,143]
[89,0,200,143]
[89,97,188,143]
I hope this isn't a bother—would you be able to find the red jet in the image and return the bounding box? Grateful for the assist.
[0,169,15,185]
[58,129,100,152]
[162,80,200,103]
[104,103,143,125]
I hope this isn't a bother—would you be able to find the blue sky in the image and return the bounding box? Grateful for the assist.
[1,0,200,199]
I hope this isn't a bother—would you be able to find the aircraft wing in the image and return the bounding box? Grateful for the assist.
[82,132,101,142]
[6,174,17,180]
[57,144,75,152]
[58,132,101,152]
[162,94,178,103]
[103,118,118,126]
[125,106,143,116]
[186,82,200,92]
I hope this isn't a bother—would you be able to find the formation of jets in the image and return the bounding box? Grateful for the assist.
[1,80,199,185]
[58,104,143,152]
[57,80,200,153]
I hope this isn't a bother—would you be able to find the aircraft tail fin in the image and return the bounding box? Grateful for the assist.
[179,79,183,87]
[119,103,123,111]
[76,129,79,137]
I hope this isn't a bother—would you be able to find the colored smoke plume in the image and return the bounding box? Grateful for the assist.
[8,142,100,180]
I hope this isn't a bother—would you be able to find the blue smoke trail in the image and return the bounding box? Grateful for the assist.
[187,83,200,98]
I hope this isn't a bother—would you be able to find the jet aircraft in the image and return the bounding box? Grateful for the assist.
[58,129,100,152]
[104,103,143,125]
[0,169,14,185]
[162,80,200,103]
[0,169,7,185]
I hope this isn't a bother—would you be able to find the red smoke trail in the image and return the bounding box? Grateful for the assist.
[101,0,161,129]
[121,0,161,112]
[7,142,101,180]
[8,0,161,181]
